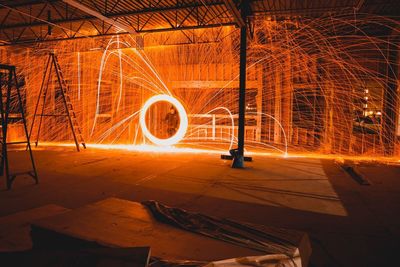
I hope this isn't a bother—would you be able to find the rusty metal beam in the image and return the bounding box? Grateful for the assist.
[0,1,226,30]
[62,0,136,34]
[223,0,245,27]
[0,22,235,46]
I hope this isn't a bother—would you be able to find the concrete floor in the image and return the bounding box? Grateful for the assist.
[0,147,399,267]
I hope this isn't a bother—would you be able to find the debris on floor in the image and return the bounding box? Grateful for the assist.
[0,198,311,266]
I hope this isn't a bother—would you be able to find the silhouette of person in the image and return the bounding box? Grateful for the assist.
[165,106,179,137]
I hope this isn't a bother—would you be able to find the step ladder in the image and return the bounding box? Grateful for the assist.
[0,64,38,189]
[29,52,86,152]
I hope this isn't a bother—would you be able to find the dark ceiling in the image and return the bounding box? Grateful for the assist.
[0,0,399,46]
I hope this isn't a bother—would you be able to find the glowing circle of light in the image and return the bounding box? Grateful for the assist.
[140,94,188,146]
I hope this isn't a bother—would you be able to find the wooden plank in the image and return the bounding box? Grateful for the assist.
[189,114,258,119]
[0,204,69,252]
[0,247,150,267]
[169,80,258,89]
[31,198,262,261]
[209,63,216,80]
[31,198,311,265]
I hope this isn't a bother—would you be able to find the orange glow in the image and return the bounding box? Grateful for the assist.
[35,142,228,154]
[31,142,400,166]
[140,94,188,146]
[0,14,399,159]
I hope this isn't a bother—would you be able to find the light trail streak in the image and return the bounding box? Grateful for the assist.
[2,13,399,160]
[140,94,188,146]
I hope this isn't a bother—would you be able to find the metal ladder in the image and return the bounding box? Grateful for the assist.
[29,52,86,152]
[0,64,38,189]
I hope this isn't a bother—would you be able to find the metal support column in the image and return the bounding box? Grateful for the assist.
[382,37,399,156]
[232,14,248,168]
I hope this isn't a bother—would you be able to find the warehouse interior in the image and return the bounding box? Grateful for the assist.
[0,1,399,266]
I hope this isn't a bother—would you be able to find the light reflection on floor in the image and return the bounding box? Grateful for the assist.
[30,143,352,216]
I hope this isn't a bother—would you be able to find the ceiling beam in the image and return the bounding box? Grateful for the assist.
[0,22,236,46]
[223,0,245,27]
[0,0,60,9]
[252,6,354,16]
[355,0,365,11]
[0,1,226,30]
[62,0,136,34]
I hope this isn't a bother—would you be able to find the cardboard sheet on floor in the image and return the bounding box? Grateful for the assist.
[0,247,150,267]
[31,198,311,266]
[0,204,69,252]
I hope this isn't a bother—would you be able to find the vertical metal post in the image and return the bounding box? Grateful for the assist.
[4,70,12,188]
[0,72,5,175]
[232,23,247,168]
[212,114,216,140]
[382,37,398,156]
